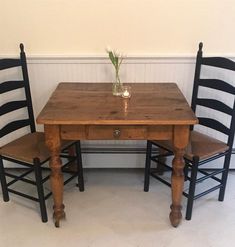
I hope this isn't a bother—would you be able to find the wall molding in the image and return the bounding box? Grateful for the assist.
[25,54,235,65]
[1,54,235,65]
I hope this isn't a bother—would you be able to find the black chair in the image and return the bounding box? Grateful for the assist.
[0,43,84,223]
[144,42,235,220]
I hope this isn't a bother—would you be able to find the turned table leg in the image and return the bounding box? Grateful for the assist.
[170,125,189,227]
[45,125,65,227]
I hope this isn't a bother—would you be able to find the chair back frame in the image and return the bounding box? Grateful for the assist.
[191,42,235,151]
[0,43,35,139]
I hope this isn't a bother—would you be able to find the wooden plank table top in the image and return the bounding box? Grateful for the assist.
[37,82,197,125]
[36,82,198,228]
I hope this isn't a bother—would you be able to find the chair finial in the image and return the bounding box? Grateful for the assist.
[199,42,203,51]
[20,43,24,52]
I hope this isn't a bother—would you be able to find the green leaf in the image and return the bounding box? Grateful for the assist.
[109,52,116,66]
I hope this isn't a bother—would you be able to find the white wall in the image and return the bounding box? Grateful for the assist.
[1,0,235,56]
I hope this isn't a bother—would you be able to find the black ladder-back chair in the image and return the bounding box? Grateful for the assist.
[144,42,235,220]
[0,44,84,223]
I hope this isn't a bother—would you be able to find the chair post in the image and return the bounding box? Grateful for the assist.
[33,158,48,223]
[155,148,167,175]
[0,156,9,202]
[183,160,189,181]
[144,141,152,192]
[219,99,235,201]
[185,156,199,220]
[191,42,203,115]
[218,151,232,201]
[75,141,84,192]
[20,43,36,133]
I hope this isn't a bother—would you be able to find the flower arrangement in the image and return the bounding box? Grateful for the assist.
[106,46,124,96]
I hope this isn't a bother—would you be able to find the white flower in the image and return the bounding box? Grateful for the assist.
[114,50,120,57]
[106,45,112,53]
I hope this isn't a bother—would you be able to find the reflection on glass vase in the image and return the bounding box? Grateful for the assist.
[112,73,123,96]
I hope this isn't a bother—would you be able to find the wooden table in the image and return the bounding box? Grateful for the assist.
[37,82,197,227]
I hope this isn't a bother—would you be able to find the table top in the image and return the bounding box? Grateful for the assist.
[36,83,198,126]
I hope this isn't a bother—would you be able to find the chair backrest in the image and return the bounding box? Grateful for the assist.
[191,42,235,150]
[0,43,35,138]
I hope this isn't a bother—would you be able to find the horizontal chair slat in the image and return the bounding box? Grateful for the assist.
[202,57,235,71]
[0,80,25,94]
[0,59,21,70]
[198,79,235,95]
[198,117,230,135]
[0,119,30,138]
[196,98,233,115]
[0,100,27,116]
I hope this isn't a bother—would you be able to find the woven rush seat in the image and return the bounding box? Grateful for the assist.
[152,131,229,161]
[0,132,74,164]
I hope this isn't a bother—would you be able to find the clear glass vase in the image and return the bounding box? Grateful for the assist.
[112,72,123,96]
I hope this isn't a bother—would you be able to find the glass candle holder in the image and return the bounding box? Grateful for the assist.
[122,86,131,98]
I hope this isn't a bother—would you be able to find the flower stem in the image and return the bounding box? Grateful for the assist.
[115,69,121,85]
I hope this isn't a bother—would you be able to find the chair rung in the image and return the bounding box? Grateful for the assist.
[5,168,33,179]
[44,192,52,200]
[151,152,173,160]
[194,184,222,200]
[2,156,33,167]
[61,141,77,152]
[64,174,77,185]
[42,175,50,183]
[60,154,76,159]
[5,170,36,186]
[41,167,50,171]
[195,152,228,167]
[62,157,76,164]
[8,176,36,186]
[41,174,78,201]
[182,191,189,197]
[156,162,172,171]
[8,188,39,202]
[150,156,173,168]
[196,169,225,183]
[150,172,172,188]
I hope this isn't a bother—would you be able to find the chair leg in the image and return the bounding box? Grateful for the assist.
[184,162,189,181]
[144,141,152,192]
[0,156,9,202]
[65,146,78,172]
[185,157,199,220]
[75,141,84,192]
[155,148,167,175]
[218,152,232,201]
[33,158,48,223]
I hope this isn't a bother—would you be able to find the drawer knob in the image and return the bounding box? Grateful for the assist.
[113,129,121,138]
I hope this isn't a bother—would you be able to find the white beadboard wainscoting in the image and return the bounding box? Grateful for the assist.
[0,55,234,168]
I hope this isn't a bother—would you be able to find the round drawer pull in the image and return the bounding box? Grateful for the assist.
[113,129,121,138]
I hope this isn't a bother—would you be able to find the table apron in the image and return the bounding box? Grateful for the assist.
[60,125,173,140]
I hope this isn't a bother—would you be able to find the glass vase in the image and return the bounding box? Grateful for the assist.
[112,72,123,96]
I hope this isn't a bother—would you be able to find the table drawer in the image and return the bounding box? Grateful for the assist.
[88,126,147,140]
[61,125,173,140]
